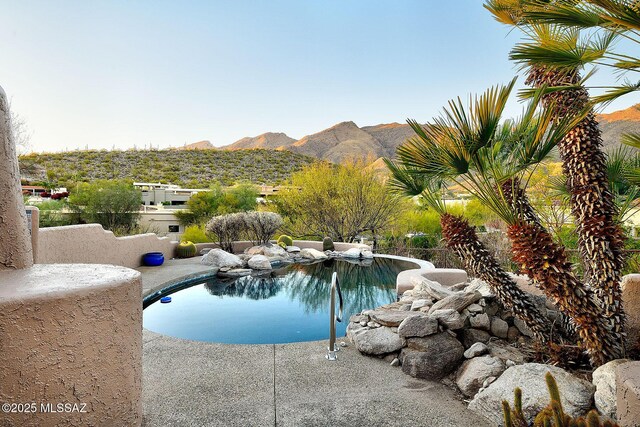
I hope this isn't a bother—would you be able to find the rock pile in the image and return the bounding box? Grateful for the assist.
[345,275,622,423]
[200,244,374,277]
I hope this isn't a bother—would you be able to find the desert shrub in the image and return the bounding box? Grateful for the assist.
[182,224,213,243]
[205,212,246,252]
[243,211,283,245]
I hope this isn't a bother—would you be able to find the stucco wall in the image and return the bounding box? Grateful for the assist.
[0,264,142,426]
[37,224,177,268]
[616,361,640,427]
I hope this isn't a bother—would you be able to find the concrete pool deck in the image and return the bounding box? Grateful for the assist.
[138,258,491,427]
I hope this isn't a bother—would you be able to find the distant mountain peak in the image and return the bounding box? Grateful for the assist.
[598,104,640,122]
[179,140,215,150]
[222,132,296,151]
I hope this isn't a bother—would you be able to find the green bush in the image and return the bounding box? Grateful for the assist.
[181,225,212,243]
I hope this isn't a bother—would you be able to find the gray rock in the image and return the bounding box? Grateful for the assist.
[469,363,595,425]
[513,317,534,338]
[460,328,491,349]
[286,245,300,253]
[490,317,509,339]
[390,358,400,367]
[487,341,527,364]
[470,313,490,331]
[592,359,629,420]
[341,247,374,259]
[400,304,412,311]
[483,376,497,388]
[401,332,465,380]
[464,342,489,359]
[430,309,465,330]
[247,254,272,270]
[465,278,494,298]
[299,248,328,260]
[410,299,431,311]
[456,356,506,398]
[397,315,438,339]
[348,324,404,355]
[369,310,421,327]
[467,303,484,314]
[412,276,455,300]
[366,321,381,328]
[429,291,482,314]
[201,248,244,268]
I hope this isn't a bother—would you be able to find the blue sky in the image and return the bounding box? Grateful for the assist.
[1,0,638,153]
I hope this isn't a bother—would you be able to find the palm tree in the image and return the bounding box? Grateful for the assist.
[387,81,621,365]
[485,0,626,357]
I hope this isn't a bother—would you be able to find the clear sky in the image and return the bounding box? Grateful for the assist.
[1,0,638,153]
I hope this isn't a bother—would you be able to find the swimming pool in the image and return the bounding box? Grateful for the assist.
[143,256,418,344]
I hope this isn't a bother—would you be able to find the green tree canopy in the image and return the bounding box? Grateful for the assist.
[68,179,142,234]
[274,160,404,243]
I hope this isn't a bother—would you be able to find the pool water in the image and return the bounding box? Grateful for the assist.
[143,257,417,344]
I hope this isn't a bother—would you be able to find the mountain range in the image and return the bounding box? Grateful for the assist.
[183,103,640,164]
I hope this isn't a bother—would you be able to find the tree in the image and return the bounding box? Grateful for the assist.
[68,180,142,234]
[174,183,258,226]
[387,81,624,365]
[274,160,404,243]
[486,0,627,357]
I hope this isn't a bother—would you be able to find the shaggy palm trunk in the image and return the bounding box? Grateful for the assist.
[501,179,576,338]
[508,221,620,366]
[440,213,550,343]
[527,65,626,353]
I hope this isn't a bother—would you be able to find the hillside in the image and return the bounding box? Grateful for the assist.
[222,132,296,151]
[361,123,415,158]
[597,104,640,151]
[19,149,316,187]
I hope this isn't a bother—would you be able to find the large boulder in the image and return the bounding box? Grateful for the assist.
[592,359,629,420]
[400,332,465,380]
[245,244,287,258]
[347,323,403,355]
[341,247,374,259]
[468,363,595,425]
[465,278,494,298]
[397,315,438,339]
[201,248,243,268]
[411,277,455,300]
[247,255,272,270]
[460,328,491,349]
[369,310,421,327]
[456,356,506,398]
[299,248,328,260]
[428,291,482,314]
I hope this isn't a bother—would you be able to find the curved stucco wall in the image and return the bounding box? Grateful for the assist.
[194,240,371,254]
[0,264,142,426]
[36,224,176,268]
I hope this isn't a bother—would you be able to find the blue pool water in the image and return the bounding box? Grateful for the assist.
[143,257,417,344]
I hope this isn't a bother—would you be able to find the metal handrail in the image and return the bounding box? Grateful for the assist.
[326,271,344,361]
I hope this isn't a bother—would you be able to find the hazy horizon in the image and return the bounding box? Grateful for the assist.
[2,1,639,154]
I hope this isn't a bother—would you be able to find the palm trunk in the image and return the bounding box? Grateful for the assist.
[508,221,620,366]
[526,65,626,350]
[440,213,550,343]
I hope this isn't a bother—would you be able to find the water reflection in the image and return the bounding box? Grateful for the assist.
[202,257,414,316]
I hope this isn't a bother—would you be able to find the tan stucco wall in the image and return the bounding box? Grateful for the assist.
[0,85,33,270]
[36,224,177,268]
[617,361,640,427]
[0,264,142,426]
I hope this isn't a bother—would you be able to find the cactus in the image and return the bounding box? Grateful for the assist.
[502,372,620,427]
[176,241,197,258]
[277,241,287,249]
[322,236,334,251]
[277,234,293,247]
